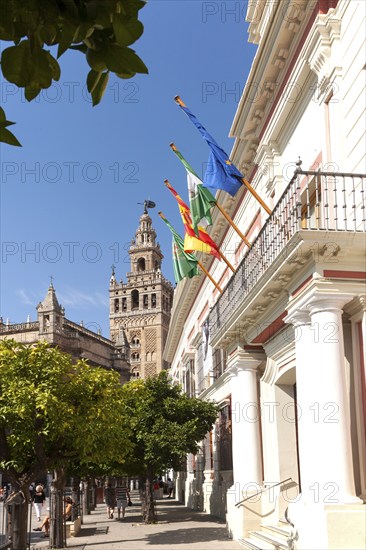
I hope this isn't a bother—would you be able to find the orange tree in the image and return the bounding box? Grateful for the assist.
[120,371,218,523]
[0,339,132,549]
[0,0,147,146]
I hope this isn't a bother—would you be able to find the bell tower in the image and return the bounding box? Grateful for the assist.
[109,206,174,379]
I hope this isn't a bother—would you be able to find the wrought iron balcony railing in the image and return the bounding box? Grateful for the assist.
[209,169,366,342]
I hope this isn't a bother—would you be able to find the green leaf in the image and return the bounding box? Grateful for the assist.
[1,41,55,92]
[74,23,94,43]
[119,0,147,17]
[116,71,136,79]
[87,69,102,94]
[113,14,143,47]
[31,47,54,89]
[105,44,148,74]
[0,127,22,147]
[57,22,78,58]
[46,52,61,81]
[90,71,109,106]
[25,85,41,102]
[1,41,33,87]
[70,43,88,53]
[39,24,58,45]
[0,3,15,41]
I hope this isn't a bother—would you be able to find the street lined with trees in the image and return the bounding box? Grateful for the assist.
[0,341,218,549]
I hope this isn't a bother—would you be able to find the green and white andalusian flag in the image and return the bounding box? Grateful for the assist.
[159,212,199,284]
[171,144,216,236]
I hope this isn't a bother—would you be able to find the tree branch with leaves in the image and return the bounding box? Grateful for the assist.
[120,371,219,523]
[0,0,148,146]
[0,339,132,549]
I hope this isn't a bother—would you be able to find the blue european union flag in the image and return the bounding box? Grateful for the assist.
[176,98,243,197]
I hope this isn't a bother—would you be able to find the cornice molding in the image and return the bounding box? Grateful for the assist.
[301,10,342,101]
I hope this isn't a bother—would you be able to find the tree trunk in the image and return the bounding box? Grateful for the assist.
[5,488,28,550]
[90,478,96,511]
[50,467,66,549]
[142,469,156,523]
[81,478,90,516]
[71,476,80,517]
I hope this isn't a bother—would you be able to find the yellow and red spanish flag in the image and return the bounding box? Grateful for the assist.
[164,180,221,260]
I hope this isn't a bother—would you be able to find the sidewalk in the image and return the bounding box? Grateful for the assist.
[32,497,243,550]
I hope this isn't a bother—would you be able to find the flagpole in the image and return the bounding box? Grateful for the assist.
[174,95,272,216]
[240,178,272,215]
[214,202,251,248]
[197,261,223,294]
[217,250,236,273]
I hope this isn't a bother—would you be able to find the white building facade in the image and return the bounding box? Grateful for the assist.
[164,1,365,548]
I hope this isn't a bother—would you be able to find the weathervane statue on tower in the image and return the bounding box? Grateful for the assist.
[138,199,156,214]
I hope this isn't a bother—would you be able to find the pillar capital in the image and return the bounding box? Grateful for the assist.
[284,310,311,328]
[285,290,354,325]
[307,292,354,316]
[226,345,266,374]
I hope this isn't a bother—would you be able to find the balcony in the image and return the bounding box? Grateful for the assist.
[209,169,366,346]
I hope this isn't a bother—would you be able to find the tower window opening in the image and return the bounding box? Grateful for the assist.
[143,294,149,309]
[132,289,139,310]
[114,298,119,312]
[122,297,127,311]
[151,293,156,308]
[137,258,146,272]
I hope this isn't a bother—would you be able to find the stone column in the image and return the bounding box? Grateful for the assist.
[228,347,265,498]
[286,293,358,504]
[226,346,265,540]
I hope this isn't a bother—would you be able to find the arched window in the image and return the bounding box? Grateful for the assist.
[137,258,146,271]
[131,289,139,309]
[151,293,156,308]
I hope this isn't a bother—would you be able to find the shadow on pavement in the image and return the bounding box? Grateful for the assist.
[146,527,232,545]
[154,504,226,525]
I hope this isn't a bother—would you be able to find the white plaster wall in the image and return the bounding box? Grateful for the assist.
[339,0,366,173]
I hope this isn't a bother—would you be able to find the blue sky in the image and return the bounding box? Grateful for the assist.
[0,1,257,337]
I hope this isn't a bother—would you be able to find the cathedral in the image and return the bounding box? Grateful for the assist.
[0,206,174,381]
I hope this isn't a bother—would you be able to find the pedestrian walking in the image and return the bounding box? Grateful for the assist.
[158,477,164,499]
[167,477,174,498]
[153,479,160,501]
[115,480,130,520]
[32,484,46,521]
[104,482,116,519]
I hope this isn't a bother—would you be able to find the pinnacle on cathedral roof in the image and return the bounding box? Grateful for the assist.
[37,282,63,313]
[115,327,129,348]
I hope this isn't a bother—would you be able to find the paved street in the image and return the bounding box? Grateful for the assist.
[32,496,243,550]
